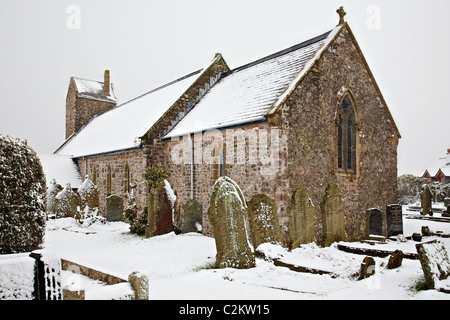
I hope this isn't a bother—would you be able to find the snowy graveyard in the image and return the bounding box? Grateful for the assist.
[37,205,450,300]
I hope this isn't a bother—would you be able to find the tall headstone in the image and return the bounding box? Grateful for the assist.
[420,184,433,216]
[287,186,316,248]
[106,195,123,222]
[181,199,203,233]
[321,182,347,247]
[55,183,80,218]
[366,208,383,237]
[386,204,403,238]
[47,179,63,215]
[78,175,99,210]
[146,180,174,238]
[208,177,255,269]
[247,194,282,248]
[416,240,450,290]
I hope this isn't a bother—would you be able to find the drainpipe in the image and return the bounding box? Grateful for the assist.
[190,134,194,200]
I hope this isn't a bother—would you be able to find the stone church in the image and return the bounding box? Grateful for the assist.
[55,9,400,246]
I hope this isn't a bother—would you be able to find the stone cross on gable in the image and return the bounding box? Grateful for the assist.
[337,6,347,25]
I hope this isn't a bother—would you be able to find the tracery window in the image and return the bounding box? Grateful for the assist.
[337,93,357,175]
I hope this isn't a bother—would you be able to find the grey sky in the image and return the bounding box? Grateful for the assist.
[0,0,448,176]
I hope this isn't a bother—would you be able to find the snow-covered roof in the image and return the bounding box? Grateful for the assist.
[56,69,206,158]
[425,153,450,177]
[38,154,83,188]
[163,26,342,139]
[73,77,117,103]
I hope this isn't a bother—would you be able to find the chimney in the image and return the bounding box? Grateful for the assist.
[447,148,450,165]
[104,70,110,96]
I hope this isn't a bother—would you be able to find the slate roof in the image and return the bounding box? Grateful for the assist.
[73,77,117,103]
[163,26,343,139]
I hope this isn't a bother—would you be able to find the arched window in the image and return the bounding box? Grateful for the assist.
[337,93,357,174]
[106,165,112,195]
[124,162,131,194]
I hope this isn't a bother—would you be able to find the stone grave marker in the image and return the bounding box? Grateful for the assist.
[106,195,123,222]
[443,205,450,218]
[287,186,316,248]
[386,204,403,238]
[47,179,63,215]
[208,177,255,269]
[181,199,203,233]
[146,180,174,238]
[416,240,450,290]
[366,208,383,237]
[444,197,450,208]
[420,184,433,216]
[247,194,282,248]
[78,175,99,210]
[321,182,347,247]
[55,183,80,218]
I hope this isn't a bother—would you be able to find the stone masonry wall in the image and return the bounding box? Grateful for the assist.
[66,79,116,139]
[280,25,399,242]
[76,149,148,215]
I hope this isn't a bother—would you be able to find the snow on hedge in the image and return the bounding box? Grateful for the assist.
[0,135,47,254]
[0,253,35,299]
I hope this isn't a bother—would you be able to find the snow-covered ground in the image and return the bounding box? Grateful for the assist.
[43,205,450,300]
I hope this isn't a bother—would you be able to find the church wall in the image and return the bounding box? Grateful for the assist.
[76,149,148,215]
[280,25,398,242]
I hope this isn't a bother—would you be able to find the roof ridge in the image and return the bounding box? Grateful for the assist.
[225,30,332,76]
[117,69,203,108]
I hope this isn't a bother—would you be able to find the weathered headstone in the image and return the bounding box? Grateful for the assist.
[366,208,383,237]
[208,176,255,269]
[55,183,80,218]
[386,204,403,238]
[106,195,124,222]
[128,271,149,300]
[287,186,316,248]
[359,256,376,280]
[181,199,203,233]
[78,175,99,210]
[321,182,347,247]
[420,184,433,216]
[146,180,174,238]
[247,194,282,248]
[47,179,63,215]
[416,240,450,290]
[387,249,404,269]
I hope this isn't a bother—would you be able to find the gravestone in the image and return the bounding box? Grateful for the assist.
[444,197,450,208]
[47,179,63,215]
[181,199,203,233]
[78,175,99,210]
[146,180,174,238]
[420,185,433,216]
[386,204,403,238]
[287,186,316,248]
[321,182,347,247]
[416,240,450,290]
[247,194,282,248]
[208,177,255,269]
[55,183,80,218]
[387,250,404,269]
[443,204,450,218]
[359,256,376,280]
[366,208,383,237]
[106,195,123,222]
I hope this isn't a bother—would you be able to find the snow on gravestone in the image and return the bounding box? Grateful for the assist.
[208,177,255,269]
[55,182,80,218]
[247,194,282,249]
[181,199,203,233]
[287,186,316,249]
[416,240,450,291]
[47,179,63,215]
[145,180,175,238]
[78,175,99,210]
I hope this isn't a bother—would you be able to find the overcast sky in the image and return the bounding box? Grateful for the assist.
[0,0,449,176]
